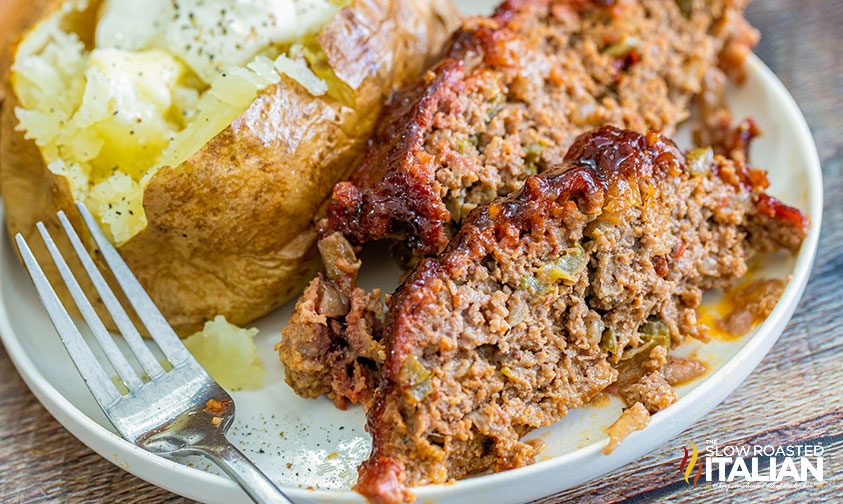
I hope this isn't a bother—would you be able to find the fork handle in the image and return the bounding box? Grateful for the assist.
[195,439,294,504]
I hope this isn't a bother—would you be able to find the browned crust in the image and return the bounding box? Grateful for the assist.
[325,58,465,254]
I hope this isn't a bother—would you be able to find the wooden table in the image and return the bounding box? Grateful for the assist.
[1,0,840,502]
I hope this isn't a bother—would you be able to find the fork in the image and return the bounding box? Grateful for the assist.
[15,203,293,504]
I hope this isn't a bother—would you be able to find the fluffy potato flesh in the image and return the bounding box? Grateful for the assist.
[184,316,265,391]
[12,0,342,244]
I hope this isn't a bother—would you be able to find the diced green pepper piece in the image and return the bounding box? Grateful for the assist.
[524,143,543,160]
[621,319,672,360]
[524,143,543,174]
[453,135,479,154]
[486,94,506,122]
[600,328,618,356]
[536,244,588,285]
[639,320,671,349]
[445,197,463,223]
[674,0,693,17]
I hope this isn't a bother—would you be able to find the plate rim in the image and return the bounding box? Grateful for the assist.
[0,54,823,503]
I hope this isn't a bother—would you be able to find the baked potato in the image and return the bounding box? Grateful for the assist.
[1,0,458,334]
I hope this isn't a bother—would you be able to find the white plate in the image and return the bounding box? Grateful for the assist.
[0,2,823,503]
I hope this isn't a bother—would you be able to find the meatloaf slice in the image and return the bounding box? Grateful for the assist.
[353,126,806,503]
[324,0,759,258]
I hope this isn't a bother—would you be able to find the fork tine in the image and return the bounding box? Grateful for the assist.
[75,203,192,366]
[57,211,166,379]
[15,234,122,407]
[36,221,145,391]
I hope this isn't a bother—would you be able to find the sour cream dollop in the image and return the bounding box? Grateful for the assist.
[96,0,339,84]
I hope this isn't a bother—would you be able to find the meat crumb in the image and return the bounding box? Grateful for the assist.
[204,398,227,414]
[718,278,786,336]
[661,356,707,386]
[621,372,677,413]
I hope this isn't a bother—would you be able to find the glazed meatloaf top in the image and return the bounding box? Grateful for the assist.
[353,126,806,503]
[324,0,757,258]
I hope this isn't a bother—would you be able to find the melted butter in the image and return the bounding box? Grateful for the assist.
[696,292,740,341]
[696,260,763,341]
[587,391,613,407]
[696,253,786,341]
[685,349,706,368]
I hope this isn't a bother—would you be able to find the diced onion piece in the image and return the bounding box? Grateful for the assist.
[604,402,651,454]
[399,355,432,403]
[686,147,713,177]
[604,36,639,58]
[399,355,431,387]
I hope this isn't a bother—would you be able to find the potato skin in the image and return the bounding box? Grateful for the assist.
[1,0,459,334]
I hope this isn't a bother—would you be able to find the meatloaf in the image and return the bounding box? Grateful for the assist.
[315,126,804,503]
[323,0,759,258]
[278,0,764,411]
